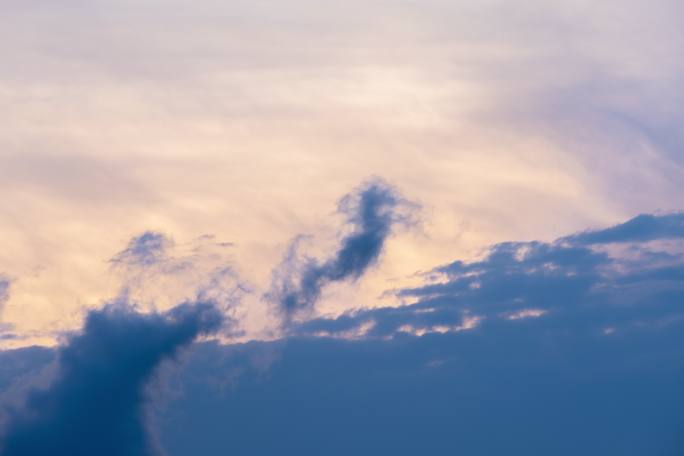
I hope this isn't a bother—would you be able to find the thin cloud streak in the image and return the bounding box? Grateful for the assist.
[266,179,418,323]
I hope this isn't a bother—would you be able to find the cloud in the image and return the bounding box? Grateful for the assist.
[2,0,683,344]
[0,301,223,456]
[0,278,9,315]
[109,231,246,321]
[295,212,684,339]
[110,231,173,268]
[0,278,11,335]
[566,213,684,245]
[266,178,418,322]
[153,212,684,455]
[1,212,684,455]
[155,325,684,456]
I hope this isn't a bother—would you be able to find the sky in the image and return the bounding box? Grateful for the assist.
[0,1,683,455]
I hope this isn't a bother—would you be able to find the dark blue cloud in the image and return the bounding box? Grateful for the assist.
[566,213,684,245]
[2,212,684,455]
[267,178,417,322]
[151,214,684,455]
[295,212,684,339]
[159,321,684,456]
[0,347,54,394]
[110,231,172,268]
[0,278,11,334]
[0,301,223,456]
[3,323,683,455]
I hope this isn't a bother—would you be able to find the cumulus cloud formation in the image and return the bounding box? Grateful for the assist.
[0,301,223,456]
[267,179,417,322]
[296,212,684,339]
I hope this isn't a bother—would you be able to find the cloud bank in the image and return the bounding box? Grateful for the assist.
[296,212,684,340]
[1,198,683,455]
[154,212,684,455]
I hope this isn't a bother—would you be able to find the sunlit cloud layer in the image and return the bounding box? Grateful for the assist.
[1,1,683,344]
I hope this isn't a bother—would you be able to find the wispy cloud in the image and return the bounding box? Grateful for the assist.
[110,231,172,268]
[0,278,9,316]
[109,231,246,320]
[0,278,11,335]
[266,178,418,323]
